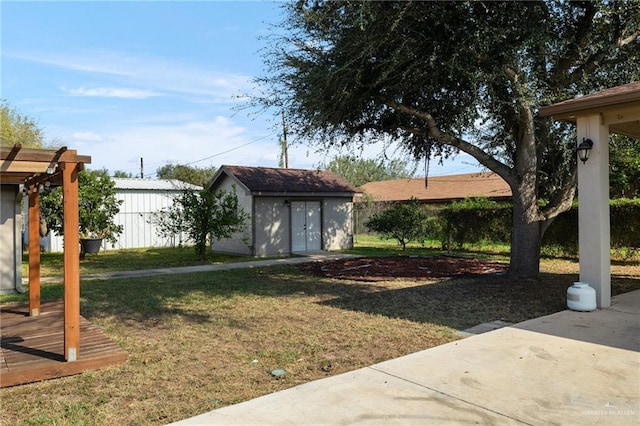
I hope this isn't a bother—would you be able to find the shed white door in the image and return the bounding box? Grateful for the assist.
[291,201,321,252]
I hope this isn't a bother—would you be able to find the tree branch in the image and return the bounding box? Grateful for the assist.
[502,66,536,173]
[540,169,577,220]
[379,96,513,183]
[549,3,596,83]
[618,31,640,47]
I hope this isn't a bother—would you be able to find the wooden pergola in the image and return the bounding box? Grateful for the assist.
[1,144,90,362]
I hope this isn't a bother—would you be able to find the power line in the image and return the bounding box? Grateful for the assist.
[184,134,272,166]
[145,134,274,178]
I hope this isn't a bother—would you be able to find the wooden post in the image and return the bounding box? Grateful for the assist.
[62,163,80,362]
[28,185,41,316]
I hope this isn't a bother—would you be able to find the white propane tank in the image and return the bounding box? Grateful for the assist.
[567,282,597,311]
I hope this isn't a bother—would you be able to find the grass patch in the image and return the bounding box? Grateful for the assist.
[2,239,639,425]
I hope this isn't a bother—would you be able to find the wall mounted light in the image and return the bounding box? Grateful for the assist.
[284,199,290,207]
[577,138,593,164]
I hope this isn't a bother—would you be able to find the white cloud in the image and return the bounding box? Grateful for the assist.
[65,116,281,175]
[9,50,253,103]
[63,86,161,99]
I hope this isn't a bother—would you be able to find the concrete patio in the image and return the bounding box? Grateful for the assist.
[171,289,640,425]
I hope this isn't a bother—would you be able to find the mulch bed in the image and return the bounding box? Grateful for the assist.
[300,256,509,281]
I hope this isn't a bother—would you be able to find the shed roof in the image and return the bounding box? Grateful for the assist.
[360,172,512,203]
[211,165,359,196]
[113,178,201,191]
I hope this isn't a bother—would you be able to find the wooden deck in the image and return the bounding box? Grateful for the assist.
[0,300,128,387]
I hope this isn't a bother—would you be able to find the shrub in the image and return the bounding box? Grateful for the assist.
[365,198,430,250]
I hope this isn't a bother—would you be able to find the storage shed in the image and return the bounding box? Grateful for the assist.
[208,165,360,256]
[41,178,200,252]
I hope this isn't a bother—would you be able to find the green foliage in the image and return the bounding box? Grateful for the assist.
[321,155,415,187]
[610,198,640,249]
[257,1,637,159]
[156,164,217,187]
[113,170,135,178]
[0,100,45,148]
[40,169,124,244]
[433,197,639,255]
[365,198,430,250]
[440,198,512,249]
[541,205,578,255]
[543,199,640,256]
[150,187,249,262]
[609,135,640,198]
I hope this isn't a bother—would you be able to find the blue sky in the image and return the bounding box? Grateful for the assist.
[2,0,480,178]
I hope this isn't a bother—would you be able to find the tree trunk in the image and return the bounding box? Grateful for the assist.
[509,194,542,279]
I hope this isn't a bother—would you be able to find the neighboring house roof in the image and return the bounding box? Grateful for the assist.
[210,165,359,197]
[359,172,512,203]
[113,178,201,191]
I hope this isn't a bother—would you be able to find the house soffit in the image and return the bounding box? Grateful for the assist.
[538,82,640,139]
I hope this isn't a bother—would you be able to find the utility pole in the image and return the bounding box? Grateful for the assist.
[140,158,144,179]
[281,111,289,168]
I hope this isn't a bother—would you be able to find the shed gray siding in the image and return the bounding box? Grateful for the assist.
[253,197,291,256]
[209,174,253,255]
[322,198,354,251]
[1,185,24,294]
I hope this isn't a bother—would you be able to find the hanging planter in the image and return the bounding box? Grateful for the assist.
[80,237,103,254]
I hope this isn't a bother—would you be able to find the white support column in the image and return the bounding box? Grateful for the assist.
[576,115,610,308]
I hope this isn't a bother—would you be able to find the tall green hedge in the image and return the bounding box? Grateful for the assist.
[438,197,640,252]
[439,198,511,248]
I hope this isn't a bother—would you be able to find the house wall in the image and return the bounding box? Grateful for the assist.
[322,198,354,251]
[209,175,253,256]
[41,187,191,252]
[1,185,23,294]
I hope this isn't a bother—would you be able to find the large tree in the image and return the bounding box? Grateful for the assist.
[255,0,639,278]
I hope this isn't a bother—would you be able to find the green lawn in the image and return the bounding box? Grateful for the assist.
[1,239,638,425]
